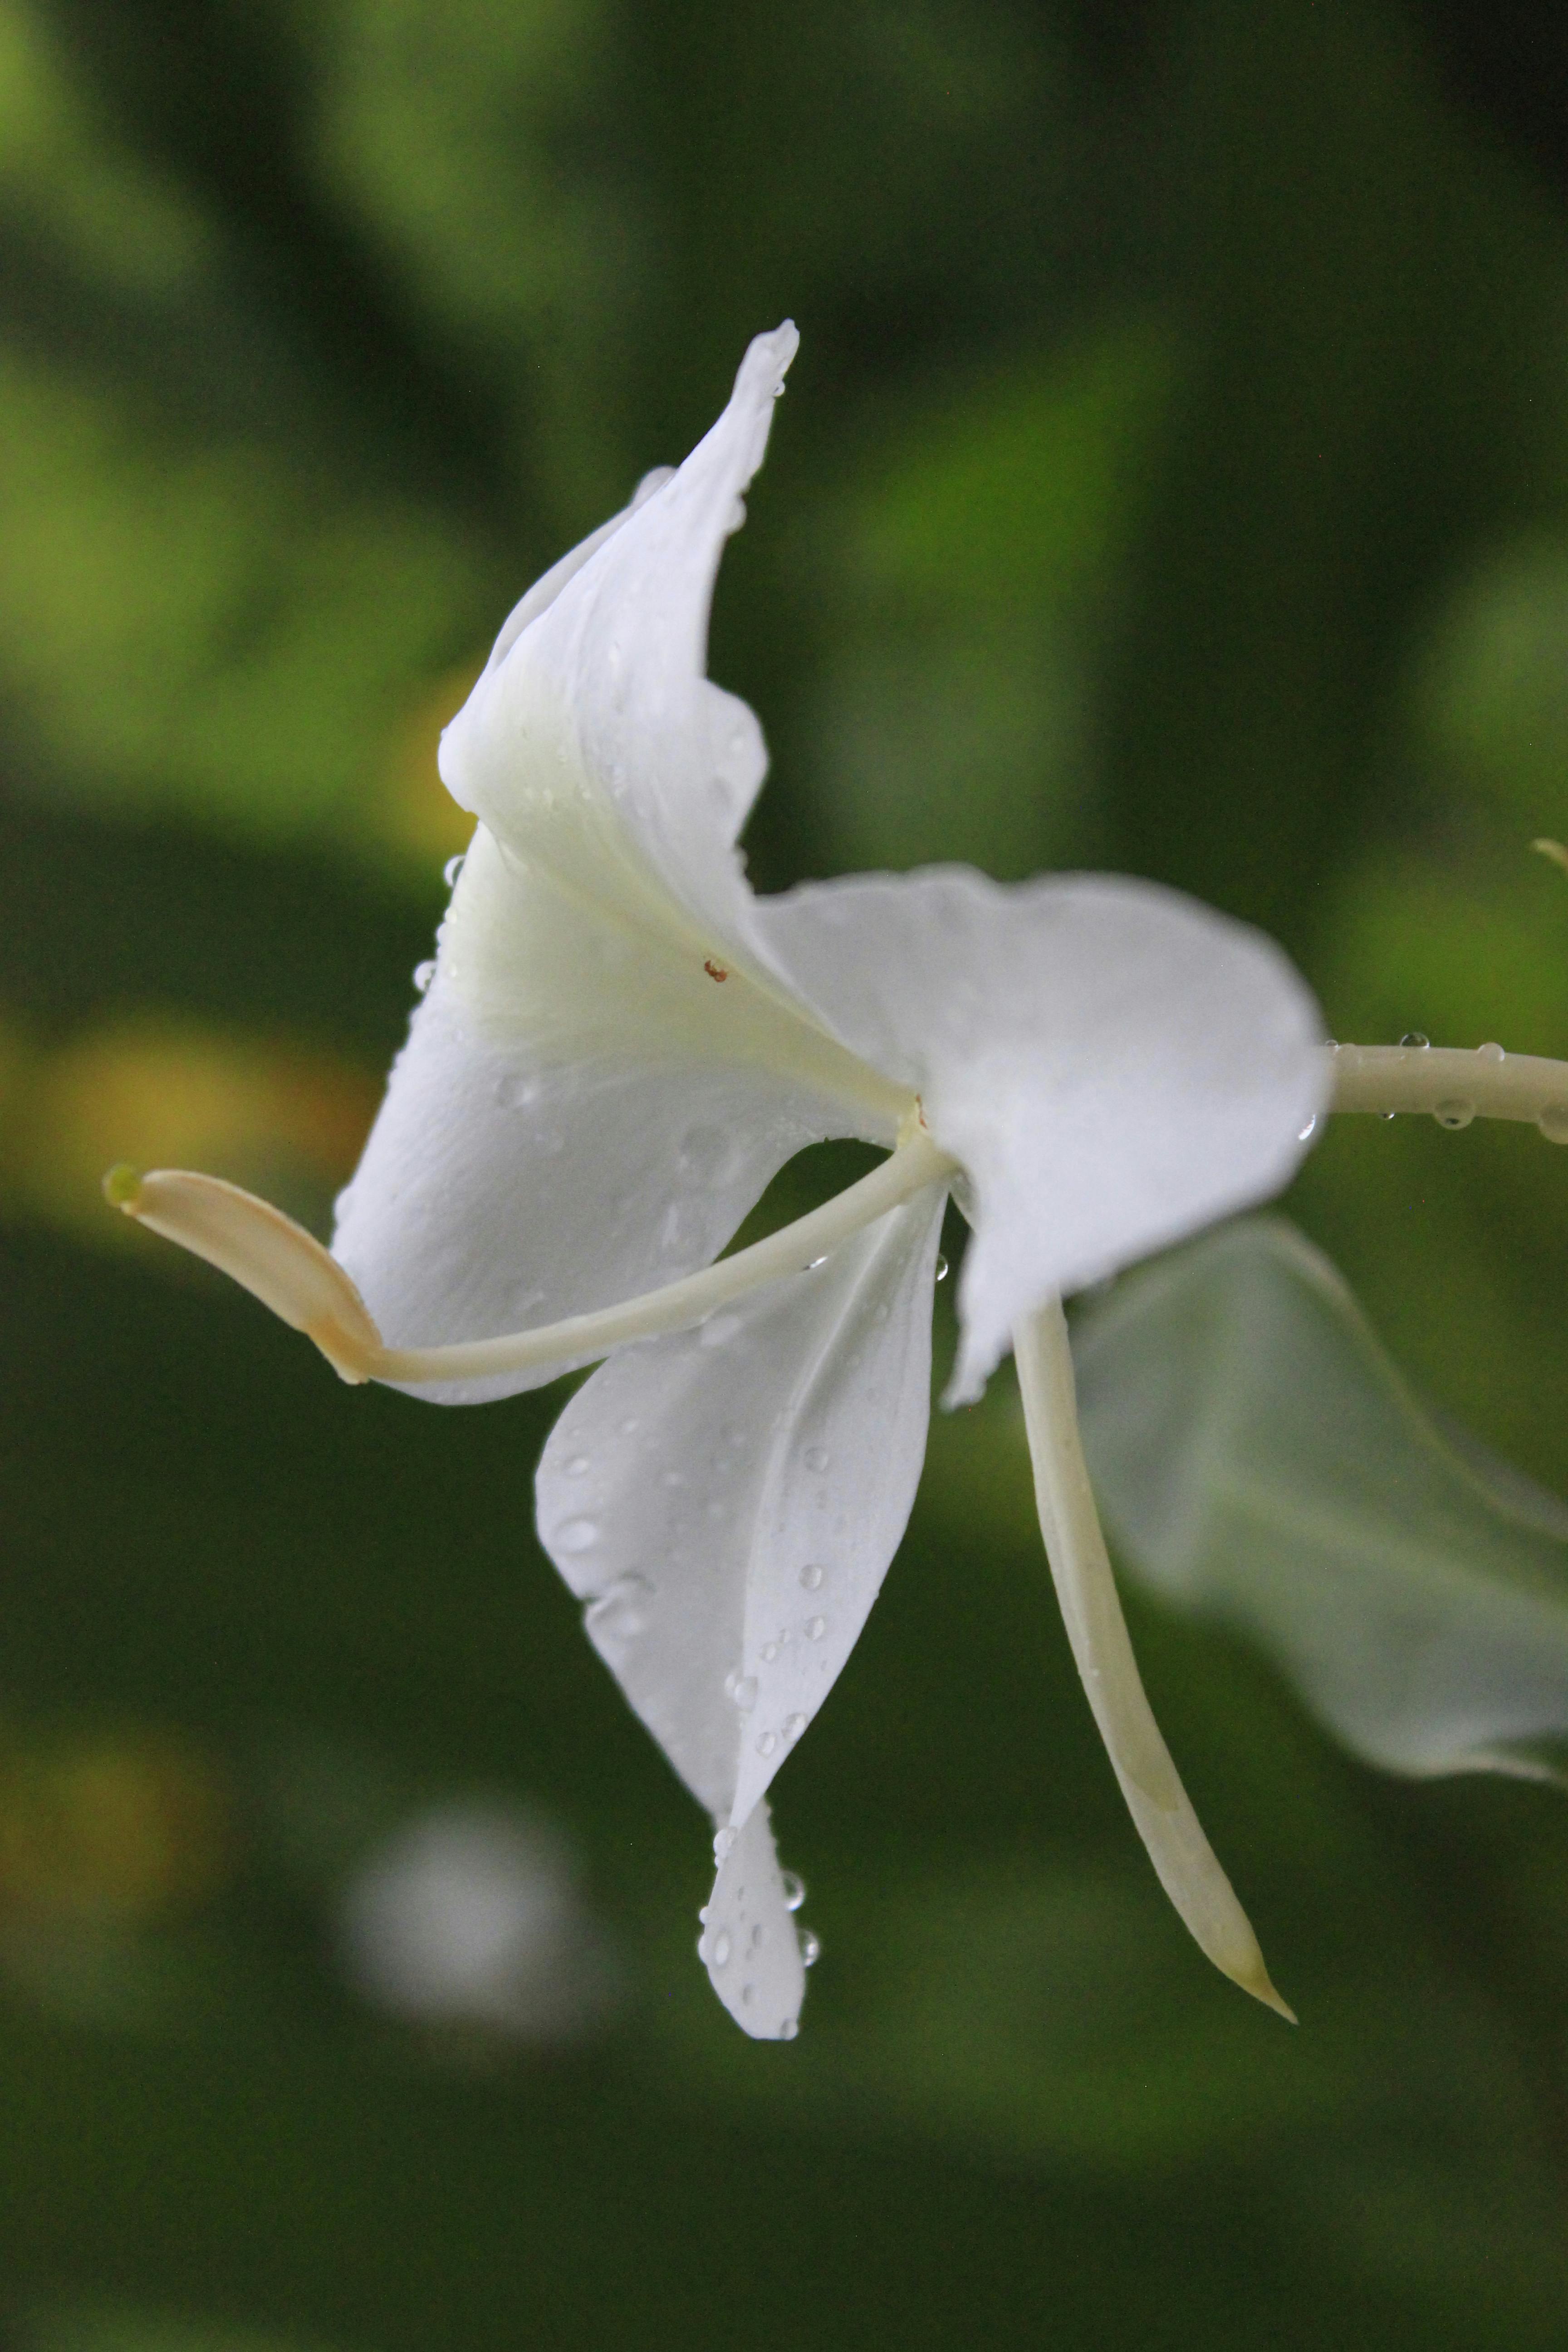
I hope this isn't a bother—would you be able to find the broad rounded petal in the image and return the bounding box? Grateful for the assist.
[439,324,805,966]
[754,868,1328,1401]
[332,828,884,1405]
[699,1800,807,2042]
[534,1185,946,1821]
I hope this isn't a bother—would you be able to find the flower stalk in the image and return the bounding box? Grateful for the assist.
[1329,1042,1568,1133]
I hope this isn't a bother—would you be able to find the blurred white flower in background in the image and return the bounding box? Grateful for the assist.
[336,1801,615,2045]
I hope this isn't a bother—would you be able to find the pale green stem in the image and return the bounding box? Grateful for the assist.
[107,1129,956,1387]
[1328,1041,1568,1132]
[1014,1294,1295,2021]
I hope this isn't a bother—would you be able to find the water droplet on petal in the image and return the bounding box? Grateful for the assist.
[780,2017,799,2040]
[805,1255,828,1271]
[749,1922,764,1951]
[554,1517,598,1554]
[784,1712,807,1740]
[740,1980,755,2006]
[711,1929,731,1969]
[713,1826,737,1860]
[805,1616,826,1641]
[1400,1032,1429,1050]
[1435,1100,1475,1130]
[1540,1104,1568,1144]
[756,1731,778,1757]
[935,1254,949,1281]
[1479,1041,1506,1063]
[799,1929,821,1969]
[730,1675,758,1712]
[699,1313,743,1349]
[495,1071,539,1110]
[1380,1110,1397,1122]
[443,852,467,888]
[565,1455,590,1477]
[804,1447,831,1473]
[1297,1117,1317,1143]
[800,1564,825,1591]
[585,1571,655,1646]
[761,1642,779,1664]
[412,959,437,995]
[782,1871,806,1911]
[618,1416,640,1436]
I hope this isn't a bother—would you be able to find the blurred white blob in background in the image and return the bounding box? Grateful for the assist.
[336,1802,616,2046]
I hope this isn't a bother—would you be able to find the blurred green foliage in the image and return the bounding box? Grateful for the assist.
[7,0,1568,2347]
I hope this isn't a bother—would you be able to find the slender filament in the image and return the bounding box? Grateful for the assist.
[104,1039,1568,1390]
[1014,1293,1295,2020]
[107,1129,956,1387]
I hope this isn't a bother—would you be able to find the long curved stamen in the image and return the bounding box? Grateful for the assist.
[104,1130,956,1386]
[104,1040,1568,1383]
[1014,1293,1294,2020]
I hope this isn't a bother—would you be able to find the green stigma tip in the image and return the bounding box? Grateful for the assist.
[103,1163,142,1210]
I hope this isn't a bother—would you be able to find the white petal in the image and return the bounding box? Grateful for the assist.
[440,324,804,965]
[348,330,899,1348]
[474,466,675,687]
[534,1183,946,1821]
[332,835,882,1404]
[699,1800,807,2042]
[754,867,1328,1400]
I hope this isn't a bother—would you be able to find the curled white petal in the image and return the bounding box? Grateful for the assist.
[440,323,804,963]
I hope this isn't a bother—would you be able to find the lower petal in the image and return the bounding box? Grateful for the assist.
[535,1183,946,1822]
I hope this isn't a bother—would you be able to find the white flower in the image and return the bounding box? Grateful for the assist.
[338,1802,614,2043]
[110,323,1328,2041]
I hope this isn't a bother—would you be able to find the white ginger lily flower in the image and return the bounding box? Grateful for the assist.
[109,323,1330,2040]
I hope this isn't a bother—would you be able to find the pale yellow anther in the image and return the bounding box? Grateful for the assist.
[104,1166,383,1384]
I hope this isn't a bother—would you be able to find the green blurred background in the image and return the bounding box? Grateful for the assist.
[5,1,1568,2344]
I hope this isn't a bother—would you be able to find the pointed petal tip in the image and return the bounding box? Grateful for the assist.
[701,1803,808,2042]
[1225,1945,1296,2023]
[942,1314,1004,1411]
[1252,1974,1298,2025]
[737,321,799,401]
